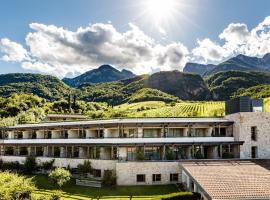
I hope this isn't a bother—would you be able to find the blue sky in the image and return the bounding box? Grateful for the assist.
[0,0,270,77]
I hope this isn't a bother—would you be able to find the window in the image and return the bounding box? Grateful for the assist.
[93,169,101,177]
[127,147,136,161]
[143,129,161,138]
[167,129,183,137]
[251,126,257,141]
[152,174,161,182]
[144,146,161,160]
[251,146,258,158]
[137,174,145,182]
[170,173,179,182]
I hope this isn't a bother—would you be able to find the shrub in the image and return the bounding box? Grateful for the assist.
[165,148,174,160]
[136,147,145,161]
[0,171,36,200]
[222,152,234,159]
[102,170,116,186]
[49,168,71,188]
[40,159,55,171]
[50,190,62,200]
[194,151,204,159]
[24,156,37,174]
[1,161,22,171]
[77,160,92,175]
[160,192,201,200]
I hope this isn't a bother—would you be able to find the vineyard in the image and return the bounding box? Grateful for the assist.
[113,101,225,118]
[112,98,270,118]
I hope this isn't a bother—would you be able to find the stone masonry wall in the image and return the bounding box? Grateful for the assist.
[116,161,181,185]
[225,112,270,159]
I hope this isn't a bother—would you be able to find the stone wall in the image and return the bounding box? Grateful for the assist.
[116,161,181,185]
[225,112,270,159]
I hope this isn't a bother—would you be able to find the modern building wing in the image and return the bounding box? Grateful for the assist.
[181,160,270,200]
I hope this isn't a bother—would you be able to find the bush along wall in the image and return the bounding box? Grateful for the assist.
[160,192,201,200]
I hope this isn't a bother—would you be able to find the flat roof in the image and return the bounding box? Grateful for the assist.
[181,160,270,200]
[47,114,87,119]
[3,118,233,130]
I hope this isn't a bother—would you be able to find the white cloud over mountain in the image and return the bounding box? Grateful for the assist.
[193,16,270,63]
[1,16,270,77]
[0,23,188,77]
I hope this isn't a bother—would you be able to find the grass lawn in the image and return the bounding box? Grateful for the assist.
[31,175,179,200]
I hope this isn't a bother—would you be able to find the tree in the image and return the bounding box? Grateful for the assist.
[102,170,116,186]
[49,168,71,189]
[24,156,37,174]
[77,160,92,175]
[0,171,36,200]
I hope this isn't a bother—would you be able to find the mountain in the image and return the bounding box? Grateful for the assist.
[205,70,270,100]
[78,71,211,105]
[183,63,216,76]
[63,65,136,87]
[0,73,72,101]
[205,53,270,76]
[144,71,211,100]
[183,53,270,77]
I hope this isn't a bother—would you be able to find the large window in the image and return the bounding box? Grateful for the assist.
[251,127,257,141]
[170,173,179,182]
[137,174,145,182]
[144,146,161,160]
[188,128,206,137]
[123,129,138,138]
[127,147,136,161]
[143,129,161,138]
[213,127,226,136]
[251,146,258,158]
[152,174,161,182]
[167,129,183,137]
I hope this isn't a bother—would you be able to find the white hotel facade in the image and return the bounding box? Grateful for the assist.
[0,110,269,186]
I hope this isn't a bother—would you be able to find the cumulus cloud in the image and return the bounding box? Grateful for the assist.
[191,16,270,63]
[2,16,270,76]
[0,22,188,77]
[0,38,29,62]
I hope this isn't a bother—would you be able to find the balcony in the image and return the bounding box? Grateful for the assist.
[1,137,238,145]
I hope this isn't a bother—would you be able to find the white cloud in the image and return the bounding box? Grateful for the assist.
[0,38,29,62]
[192,16,270,63]
[2,16,270,76]
[0,22,188,77]
[192,39,226,63]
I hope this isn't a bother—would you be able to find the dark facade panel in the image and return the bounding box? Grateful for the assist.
[226,96,264,115]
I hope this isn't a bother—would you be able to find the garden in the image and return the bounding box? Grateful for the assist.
[0,157,201,200]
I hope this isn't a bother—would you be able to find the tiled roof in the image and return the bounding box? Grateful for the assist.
[181,160,270,200]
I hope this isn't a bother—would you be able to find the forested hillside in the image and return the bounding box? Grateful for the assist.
[205,71,270,100]
[0,73,72,100]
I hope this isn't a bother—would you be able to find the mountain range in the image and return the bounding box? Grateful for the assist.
[1,53,270,103]
[184,53,270,77]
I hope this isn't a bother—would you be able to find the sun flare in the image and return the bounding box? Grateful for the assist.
[145,0,177,21]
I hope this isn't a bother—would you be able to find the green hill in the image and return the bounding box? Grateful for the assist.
[233,84,270,99]
[128,88,179,103]
[0,73,72,101]
[205,71,270,100]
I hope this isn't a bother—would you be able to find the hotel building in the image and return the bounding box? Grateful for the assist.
[0,97,270,199]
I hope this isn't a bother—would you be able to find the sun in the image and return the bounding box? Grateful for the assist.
[145,0,177,21]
